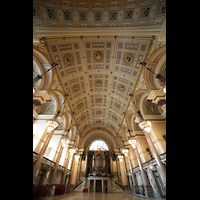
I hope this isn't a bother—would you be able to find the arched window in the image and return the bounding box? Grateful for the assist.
[89,140,109,151]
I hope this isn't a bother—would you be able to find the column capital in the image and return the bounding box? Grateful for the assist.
[33,90,50,103]
[147,90,165,103]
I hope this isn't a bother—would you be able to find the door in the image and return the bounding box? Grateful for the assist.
[96,180,102,192]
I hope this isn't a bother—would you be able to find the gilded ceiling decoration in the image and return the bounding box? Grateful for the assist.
[33,0,166,138]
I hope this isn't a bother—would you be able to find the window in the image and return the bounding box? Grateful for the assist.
[89,140,108,151]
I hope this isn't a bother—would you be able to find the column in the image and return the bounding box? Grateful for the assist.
[33,129,54,180]
[69,154,75,185]
[61,148,70,184]
[109,152,114,177]
[128,176,133,189]
[66,175,70,185]
[84,150,89,178]
[127,152,139,194]
[76,154,82,183]
[49,141,65,184]
[102,180,104,193]
[116,157,122,183]
[33,118,62,180]
[143,130,166,189]
[92,154,95,173]
[122,155,129,186]
[71,125,76,142]
[88,180,90,192]
[134,147,154,198]
[94,179,96,193]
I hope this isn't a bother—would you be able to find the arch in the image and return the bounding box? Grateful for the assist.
[154,54,166,89]
[134,89,161,121]
[33,57,44,89]
[37,92,59,116]
[33,48,53,91]
[145,45,166,90]
[80,129,117,151]
[89,140,109,151]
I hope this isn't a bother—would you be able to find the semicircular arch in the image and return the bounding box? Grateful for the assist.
[79,129,117,151]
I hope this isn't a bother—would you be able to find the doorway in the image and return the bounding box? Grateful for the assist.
[96,180,102,192]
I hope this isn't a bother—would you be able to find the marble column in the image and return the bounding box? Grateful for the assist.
[71,125,76,142]
[92,154,95,173]
[66,175,69,185]
[116,157,122,183]
[69,154,75,185]
[127,152,139,194]
[143,130,166,189]
[84,150,89,178]
[61,148,70,184]
[76,154,82,183]
[94,179,96,193]
[33,129,54,180]
[134,147,154,198]
[65,113,71,132]
[122,155,129,186]
[109,152,114,177]
[88,180,90,192]
[49,142,65,184]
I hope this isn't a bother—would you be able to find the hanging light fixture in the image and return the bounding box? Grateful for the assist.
[121,149,129,157]
[128,138,136,149]
[129,93,152,133]
[46,93,68,134]
[140,61,166,93]
[33,62,58,93]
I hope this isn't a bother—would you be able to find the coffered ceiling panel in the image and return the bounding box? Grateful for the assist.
[34,0,166,137]
[46,35,150,136]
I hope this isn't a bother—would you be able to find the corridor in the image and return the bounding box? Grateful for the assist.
[44,191,165,200]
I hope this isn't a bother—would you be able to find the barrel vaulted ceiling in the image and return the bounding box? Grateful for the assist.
[33,0,166,138]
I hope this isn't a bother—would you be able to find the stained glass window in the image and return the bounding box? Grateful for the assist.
[89,140,109,151]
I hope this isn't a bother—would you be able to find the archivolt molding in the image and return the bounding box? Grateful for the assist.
[80,128,117,149]
[33,55,45,90]
[81,125,116,140]
[33,47,53,91]
[79,129,117,151]
[145,45,166,90]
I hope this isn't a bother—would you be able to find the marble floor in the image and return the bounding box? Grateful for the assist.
[44,191,165,200]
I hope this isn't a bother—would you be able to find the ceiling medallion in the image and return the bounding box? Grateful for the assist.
[93,51,104,62]
[94,79,103,87]
[117,83,126,93]
[63,53,75,67]
[122,52,135,66]
[71,83,81,94]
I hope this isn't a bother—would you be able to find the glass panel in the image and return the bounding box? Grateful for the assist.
[89,140,109,151]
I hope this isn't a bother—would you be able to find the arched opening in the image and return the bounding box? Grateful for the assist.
[89,140,109,151]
